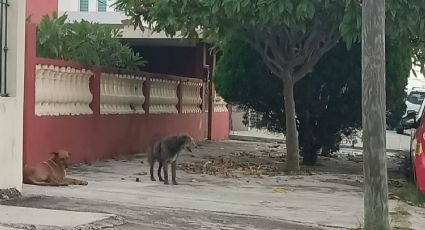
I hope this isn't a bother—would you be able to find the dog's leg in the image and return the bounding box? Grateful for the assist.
[158,162,164,181]
[47,176,70,186]
[171,161,178,185]
[163,162,169,185]
[27,179,68,186]
[150,161,156,181]
[63,178,88,185]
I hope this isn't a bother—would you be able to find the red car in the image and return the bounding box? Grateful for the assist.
[403,101,425,193]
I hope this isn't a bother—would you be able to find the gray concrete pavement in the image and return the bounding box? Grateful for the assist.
[0,204,114,229]
[0,226,19,230]
[1,140,424,229]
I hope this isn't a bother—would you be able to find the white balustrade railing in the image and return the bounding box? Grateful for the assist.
[35,64,93,116]
[100,73,145,114]
[214,94,228,112]
[149,78,179,114]
[181,81,202,113]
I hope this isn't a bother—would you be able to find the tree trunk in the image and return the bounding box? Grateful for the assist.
[299,110,320,165]
[362,0,390,229]
[283,80,300,172]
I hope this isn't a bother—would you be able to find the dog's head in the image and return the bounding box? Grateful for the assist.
[50,150,71,168]
[180,134,197,153]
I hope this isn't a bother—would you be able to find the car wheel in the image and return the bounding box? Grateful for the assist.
[406,139,418,184]
[404,152,415,183]
[410,152,417,185]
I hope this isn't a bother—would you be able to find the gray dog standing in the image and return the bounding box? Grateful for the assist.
[147,134,197,185]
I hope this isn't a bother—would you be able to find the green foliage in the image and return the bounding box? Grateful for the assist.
[36,13,145,70]
[394,183,425,206]
[114,0,347,40]
[114,0,425,50]
[386,0,425,73]
[37,12,69,59]
[113,1,350,82]
[215,39,411,164]
[386,40,411,128]
[214,41,284,131]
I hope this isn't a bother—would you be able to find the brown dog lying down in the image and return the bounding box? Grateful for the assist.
[23,150,88,186]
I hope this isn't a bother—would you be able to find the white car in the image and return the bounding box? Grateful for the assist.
[397,87,425,134]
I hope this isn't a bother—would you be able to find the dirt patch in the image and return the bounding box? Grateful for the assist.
[179,159,279,178]
[179,158,313,178]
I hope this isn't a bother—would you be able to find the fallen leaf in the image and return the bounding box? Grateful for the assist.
[274,187,286,193]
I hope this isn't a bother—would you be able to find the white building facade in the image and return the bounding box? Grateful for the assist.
[58,0,127,25]
[0,0,25,195]
[57,0,176,40]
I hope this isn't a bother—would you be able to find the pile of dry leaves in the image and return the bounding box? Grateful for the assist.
[178,158,280,178]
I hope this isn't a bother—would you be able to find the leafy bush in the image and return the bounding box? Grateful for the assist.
[36,12,145,70]
[215,39,411,165]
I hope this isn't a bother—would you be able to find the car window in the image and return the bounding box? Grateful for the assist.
[407,91,425,105]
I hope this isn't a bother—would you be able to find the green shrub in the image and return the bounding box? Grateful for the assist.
[36,12,145,70]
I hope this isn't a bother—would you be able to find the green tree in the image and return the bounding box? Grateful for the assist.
[114,0,425,172]
[36,13,146,70]
[215,39,410,165]
[386,41,411,129]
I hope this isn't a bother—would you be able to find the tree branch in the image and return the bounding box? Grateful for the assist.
[268,32,290,69]
[287,20,324,69]
[244,35,288,81]
[293,31,341,83]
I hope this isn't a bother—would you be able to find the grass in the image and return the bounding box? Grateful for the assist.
[393,150,410,157]
[392,149,425,206]
[394,183,425,206]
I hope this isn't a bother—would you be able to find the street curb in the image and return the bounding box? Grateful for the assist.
[229,134,285,144]
[229,134,408,152]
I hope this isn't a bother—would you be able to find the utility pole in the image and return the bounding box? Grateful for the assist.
[362,0,390,229]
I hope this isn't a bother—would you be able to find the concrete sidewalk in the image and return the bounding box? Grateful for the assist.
[1,140,424,229]
[0,204,114,230]
[0,226,19,230]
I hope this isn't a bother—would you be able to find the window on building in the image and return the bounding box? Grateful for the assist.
[98,0,107,12]
[80,0,89,11]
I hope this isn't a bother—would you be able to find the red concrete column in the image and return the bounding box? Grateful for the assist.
[90,68,101,115]
[23,23,37,165]
[26,0,58,23]
[177,81,183,113]
[200,83,205,112]
[143,77,151,114]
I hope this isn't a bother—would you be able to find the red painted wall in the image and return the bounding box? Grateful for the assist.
[24,23,229,165]
[24,113,205,164]
[211,112,230,141]
[26,0,58,23]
